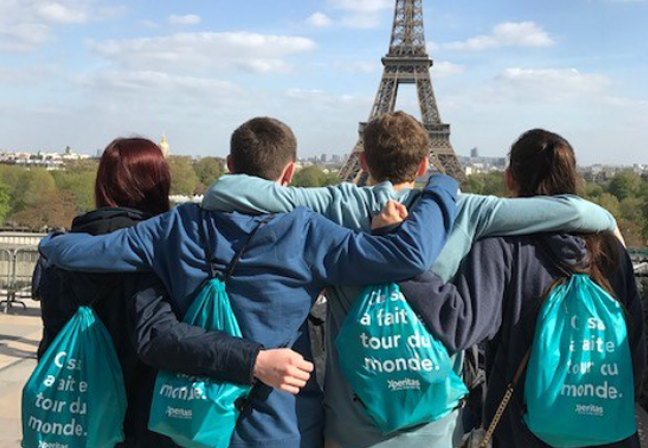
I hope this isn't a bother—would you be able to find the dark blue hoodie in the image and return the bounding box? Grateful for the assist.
[35,207,264,448]
[400,233,645,448]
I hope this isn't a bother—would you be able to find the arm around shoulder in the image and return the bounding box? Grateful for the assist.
[477,194,617,238]
[399,237,509,353]
[305,175,458,286]
[126,275,262,385]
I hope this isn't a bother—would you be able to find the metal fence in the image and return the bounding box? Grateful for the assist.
[0,246,40,312]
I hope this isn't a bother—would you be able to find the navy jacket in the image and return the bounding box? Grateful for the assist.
[38,175,458,448]
[400,233,645,448]
[35,208,263,448]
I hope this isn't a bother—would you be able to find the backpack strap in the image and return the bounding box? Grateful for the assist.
[477,348,531,448]
[199,210,219,279]
[199,210,273,282]
[224,215,273,283]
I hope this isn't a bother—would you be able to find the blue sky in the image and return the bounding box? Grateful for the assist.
[0,0,647,165]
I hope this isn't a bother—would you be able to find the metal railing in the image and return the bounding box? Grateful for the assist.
[0,246,40,313]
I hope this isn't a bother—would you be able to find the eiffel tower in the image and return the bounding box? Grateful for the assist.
[339,0,465,184]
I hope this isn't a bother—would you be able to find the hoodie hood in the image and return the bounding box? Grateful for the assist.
[540,233,590,271]
[71,207,152,236]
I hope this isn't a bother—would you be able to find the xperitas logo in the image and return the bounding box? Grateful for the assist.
[388,378,421,391]
[575,404,604,417]
[166,406,193,419]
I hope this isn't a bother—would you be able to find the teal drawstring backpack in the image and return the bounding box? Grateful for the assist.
[524,274,636,447]
[22,306,127,448]
[148,214,271,448]
[336,283,468,434]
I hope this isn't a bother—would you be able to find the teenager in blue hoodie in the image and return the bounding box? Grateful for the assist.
[39,117,459,448]
[200,112,619,448]
[389,129,645,447]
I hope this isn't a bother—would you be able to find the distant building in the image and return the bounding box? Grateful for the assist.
[160,134,170,158]
[0,147,91,170]
[460,154,506,175]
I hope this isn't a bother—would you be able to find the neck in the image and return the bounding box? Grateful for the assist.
[367,176,415,191]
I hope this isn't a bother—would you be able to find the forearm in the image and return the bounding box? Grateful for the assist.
[480,195,617,238]
[400,240,506,353]
[203,174,378,230]
[39,231,151,273]
[313,175,458,285]
[401,274,491,354]
[128,282,262,385]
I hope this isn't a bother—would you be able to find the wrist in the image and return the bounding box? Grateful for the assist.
[250,346,264,384]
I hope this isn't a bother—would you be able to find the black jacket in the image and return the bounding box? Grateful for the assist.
[400,233,645,448]
[35,207,263,448]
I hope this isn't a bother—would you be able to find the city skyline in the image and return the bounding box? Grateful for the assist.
[0,0,647,165]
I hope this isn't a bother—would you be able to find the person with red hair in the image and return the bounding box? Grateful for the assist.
[33,138,307,447]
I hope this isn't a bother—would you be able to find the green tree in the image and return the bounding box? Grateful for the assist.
[591,193,621,220]
[11,189,77,230]
[608,172,642,201]
[583,183,604,199]
[292,166,339,188]
[168,156,199,195]
[53,170,97,212]
[0,178,11,225]
[8,168,58,214]
[463,172,507,197]
[618,196,645,247]
[465,175,485,195]
[193,157,224,194]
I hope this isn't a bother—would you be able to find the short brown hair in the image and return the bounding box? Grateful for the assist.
[230,117,297,180]
[363,111,430,184]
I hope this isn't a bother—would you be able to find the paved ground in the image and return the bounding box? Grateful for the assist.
[0,299,41,448]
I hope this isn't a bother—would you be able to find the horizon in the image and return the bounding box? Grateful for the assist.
[1,0,647,165]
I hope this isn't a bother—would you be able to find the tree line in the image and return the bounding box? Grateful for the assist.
[3,159,643,249]
[0,159,339,231]
[0,157,225,231]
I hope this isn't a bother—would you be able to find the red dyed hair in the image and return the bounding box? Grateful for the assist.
[95,138,171,216]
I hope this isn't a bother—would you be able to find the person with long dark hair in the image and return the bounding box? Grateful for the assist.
[387,129,646,447]
[34,138,311,447]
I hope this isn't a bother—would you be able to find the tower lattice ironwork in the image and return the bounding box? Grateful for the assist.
[339,0,465,184]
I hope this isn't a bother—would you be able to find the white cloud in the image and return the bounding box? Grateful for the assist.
[329,0,392,29]
[90,32,317,74]
[0,65,57,84]
[329,0,392,14]
[341,14,382,29]
[492,68,610,102]
[441,21,556,51]
[306,12,333,27]
[168,14,201,26]
[0,23,51,52]
[433,61,466,78]
[0,0,122,52]
[36,2,89,24]
[336,60,380,73]
[287,88,357,105]
[75,70,241,100]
